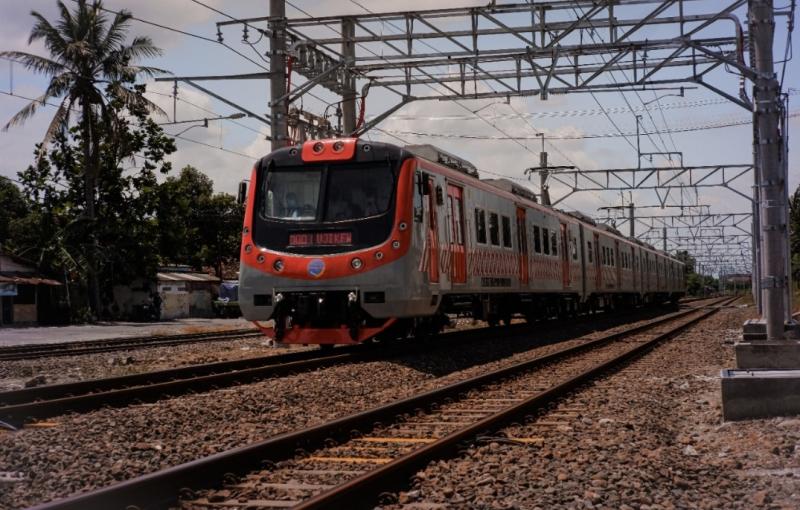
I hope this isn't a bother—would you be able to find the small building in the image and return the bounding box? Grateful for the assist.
[0,251,63,326]
[156,269,220,319]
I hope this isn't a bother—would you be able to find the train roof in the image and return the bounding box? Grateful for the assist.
[404,144,479,178]
[481,178,538,203]
[397,141,681,264]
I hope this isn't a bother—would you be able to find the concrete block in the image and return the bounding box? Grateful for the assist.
[722,369,800,421]
[736,341,800,369]
[740,319,800,341]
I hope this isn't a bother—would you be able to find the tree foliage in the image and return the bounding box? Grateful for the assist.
[12,86,176,317]
[1,0,168,317]
[157,166,243,278]
[790,184,800,284]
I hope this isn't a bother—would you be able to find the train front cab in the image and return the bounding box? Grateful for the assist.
[239,139,436,345]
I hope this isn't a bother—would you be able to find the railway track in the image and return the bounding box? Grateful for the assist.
[0,328,263,362]
[0,303,691,428]
[27,296,734,510]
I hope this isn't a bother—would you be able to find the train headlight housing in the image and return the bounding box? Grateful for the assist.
[273,259,284,272]
[351,257,363,270]
[312,142,324,154]
[332,141,345,153]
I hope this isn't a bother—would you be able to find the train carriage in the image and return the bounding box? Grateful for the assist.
[239,138,685,345]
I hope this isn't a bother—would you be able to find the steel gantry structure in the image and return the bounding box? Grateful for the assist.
[170,0,791,338]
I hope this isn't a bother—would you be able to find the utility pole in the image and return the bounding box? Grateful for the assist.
[539,151,551,206]
[663,227,667,252]
[750,0,788,339]
[269,0,288,150]
[628,203,635,239]
[526,133,574,207]
[341,17,357,135]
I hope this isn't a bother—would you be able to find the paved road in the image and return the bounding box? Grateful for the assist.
[0,317,255,347]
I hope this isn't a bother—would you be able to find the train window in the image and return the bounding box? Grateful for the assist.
[454,197,464,244]
[263,169,322,220]
[324,164,394,221]
[501,216,512,248]
[602,247,608,265]
[533,226,541,253]
[550,231,558,256]
[446,196,454,242]
[542,227,550,254]
[475,209,487,244]
[489,212,500,246]
[587,241,593,263]
[571,237,578,260]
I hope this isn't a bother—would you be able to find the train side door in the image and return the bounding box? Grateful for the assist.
[516,207,528,285]
[446,184,466,284]
[560,223,570,288]
[425,175,439,283]
[593,233,601,289]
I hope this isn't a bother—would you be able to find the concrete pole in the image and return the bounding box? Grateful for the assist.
[341,17,357,135]
[781,105,794,321]
[269,0,288,150]
[628,203,635,238]
[750,0,787,339]
[539,151,551,206]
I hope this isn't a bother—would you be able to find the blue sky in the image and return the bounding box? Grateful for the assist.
[1,0,797,273]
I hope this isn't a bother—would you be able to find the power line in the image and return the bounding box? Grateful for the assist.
[67,0,271,72]
[382,110,800,140]
[173,133,259,160]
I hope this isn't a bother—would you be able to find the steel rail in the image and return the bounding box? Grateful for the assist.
[296,296,737,510]
[0,305,678,426]
[27,297,731,510]
[0,328,263,362]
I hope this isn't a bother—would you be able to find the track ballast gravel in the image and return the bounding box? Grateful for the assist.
[0,309,679,509]
[380,304,800,510]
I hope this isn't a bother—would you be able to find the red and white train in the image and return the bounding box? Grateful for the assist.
[239,138,685,345]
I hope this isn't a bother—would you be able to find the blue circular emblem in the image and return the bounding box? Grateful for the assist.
[307,258,325,278]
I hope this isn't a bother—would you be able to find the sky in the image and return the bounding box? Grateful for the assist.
[0,0,797,274]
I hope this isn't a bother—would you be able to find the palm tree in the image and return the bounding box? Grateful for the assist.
[1,0,168,318]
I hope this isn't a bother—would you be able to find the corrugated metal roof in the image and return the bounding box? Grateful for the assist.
[0,273,62,286]
[156,272,220,282]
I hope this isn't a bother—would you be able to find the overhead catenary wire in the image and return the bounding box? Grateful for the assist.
[67,0,272,72]
[340,0,595,195]
[382,109,800,140]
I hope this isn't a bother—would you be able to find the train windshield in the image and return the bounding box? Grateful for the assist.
[262,162,394,222]
[263,169,321,220]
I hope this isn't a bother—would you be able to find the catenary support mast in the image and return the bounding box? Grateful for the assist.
[269,0,288,150]
[750,0,788,339]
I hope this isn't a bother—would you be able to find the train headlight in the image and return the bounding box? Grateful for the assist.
[312,142,325,154]
[399,222,407,231]
[391,240,401,250]
[375,251,384,260]
[273,259,284,272]
[332,141,345,153]
[256,254,265,264]
[244,244,253,253]
[351,257,363,270]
